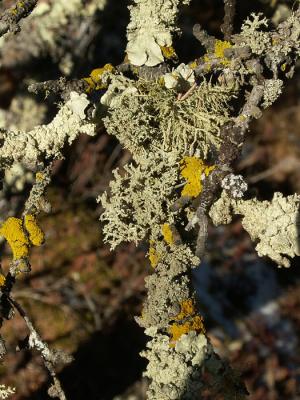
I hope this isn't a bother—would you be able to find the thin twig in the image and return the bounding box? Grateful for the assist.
[221,0,236,41]
[9,296,70,400]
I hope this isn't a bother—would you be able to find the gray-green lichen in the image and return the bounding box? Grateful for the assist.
[126,0,190,66]
[98,153,179,249]
[0,92,95,169]
[261,79,283,108]
[103,77,236,161]
[141,328,209,400]
[210,191,300,267]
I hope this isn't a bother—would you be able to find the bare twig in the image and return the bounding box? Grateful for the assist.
[221,0,236,41]
[9,296,72,400]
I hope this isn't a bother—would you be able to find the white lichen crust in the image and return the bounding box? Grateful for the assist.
[142,328,209,400]
[126,0,190,66]
[210,191,300,267]
[0,92,95,169]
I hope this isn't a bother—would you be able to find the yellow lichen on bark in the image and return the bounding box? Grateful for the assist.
[84,63,115,92]
[180,156,215,198]
[168,298,205,346]
[0,274,6,287]
[160,46,176,59]
[203,39,232,68]
[148,242,160,268]
[0,217,30,260]
[24,214,45,246]
[161,223,174,245]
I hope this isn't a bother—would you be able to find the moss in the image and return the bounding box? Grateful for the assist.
[161,223,174,245]
[180,156,215,198]
[24,214,45,246]
[0,217,30,260]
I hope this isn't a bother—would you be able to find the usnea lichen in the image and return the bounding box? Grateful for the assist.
[103,78,236,161]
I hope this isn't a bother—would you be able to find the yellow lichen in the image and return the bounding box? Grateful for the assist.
[148,242,160,268]
[189,60,198,69]
[281,63,287,72]
[214,40,232,60]
[161,223,174,245]
[180,156,215,198]
[0,274,5,287]
[0,217,30,260]
[203,40,232,68]
[24,214,45,246]
[161,46,177,59]
[174,299,195,320]
[84,63,115,92]
[35,172,44,182]
[168,298,205,346]
[169,316,205,345]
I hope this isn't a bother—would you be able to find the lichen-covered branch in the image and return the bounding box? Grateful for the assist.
[98,4,300,399]
[0,0,38,36]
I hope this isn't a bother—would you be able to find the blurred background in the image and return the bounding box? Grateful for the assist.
[0,0,300,399]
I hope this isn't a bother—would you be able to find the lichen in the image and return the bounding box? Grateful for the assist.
[168,299,205,346]
[210,191,300,268]
[203,39,232,68]
[0,92,95,169]
[180,156,215,198]
[0,217,30,260]
[103,78,236,161]
[98,153,178,249]
[148,241,160,268]
[161,223,174,245]
[24,214,45,246]
[84,63,115,92]
[0,274,6,287]
[141,328,209,399]
[126,0,191,66]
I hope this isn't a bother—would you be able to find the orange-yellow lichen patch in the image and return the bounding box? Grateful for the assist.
[169,316,205,345]
[84,63,115,92]
[168,298,205,346]
[148,243,160,268]
[180,156,215,198]
[0,274,6,287]
[174,299,195,320]
[24,214,45,246]
[0,217,30,260]
[161,46,177,59]
[161,223,174,245]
